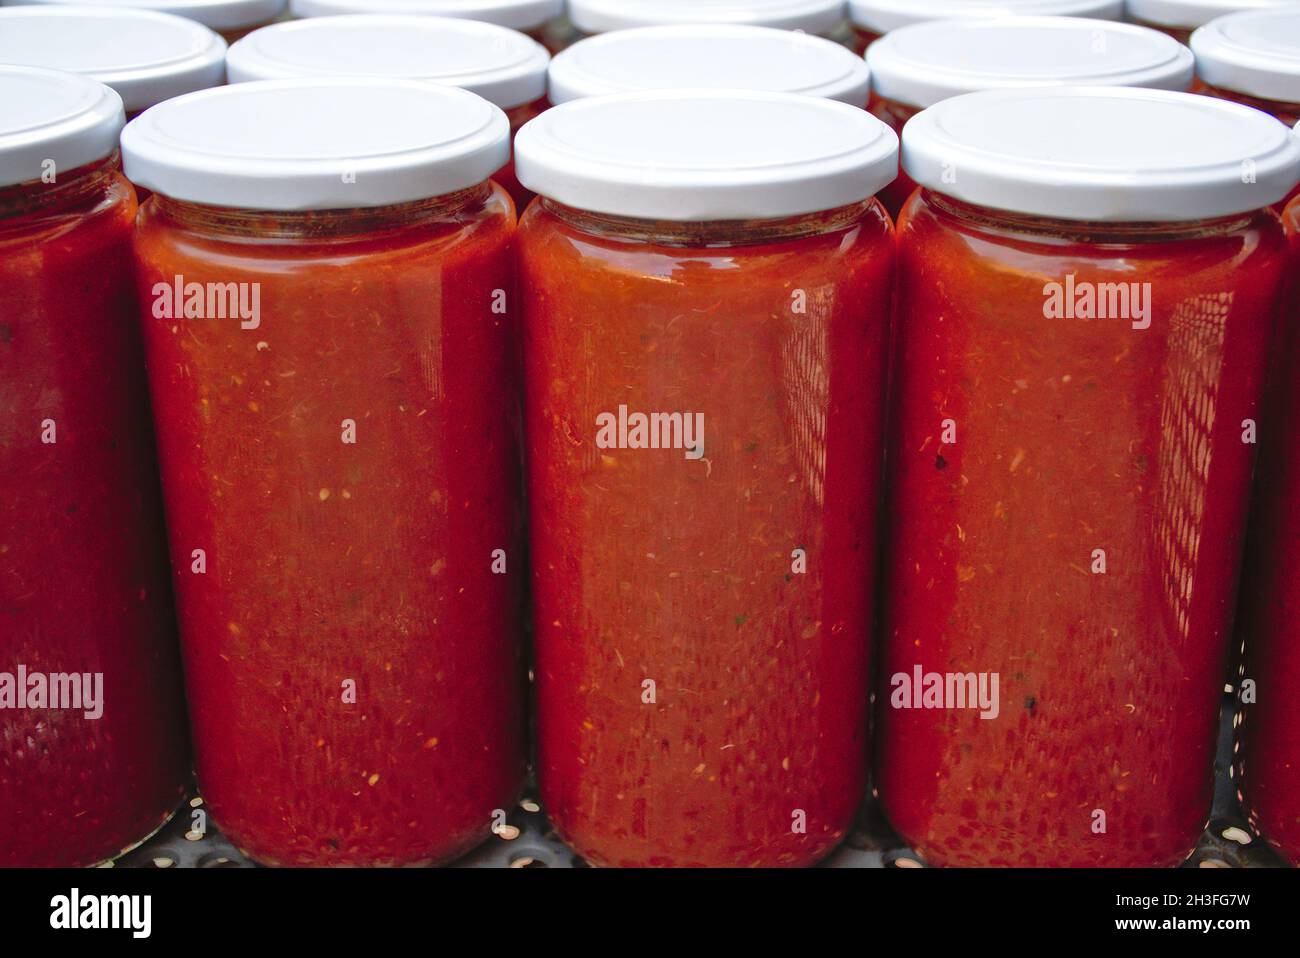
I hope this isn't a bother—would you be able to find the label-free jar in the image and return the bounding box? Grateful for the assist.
[1191,8,1300,125]
[547,23,869,106]
[1233,130,1300,867]
[1128,0,1291,44]
[0,66,189,868]
[867,16,1192,215]
[226,14,548,211]
[123,78,527,866]
[0,6,226,119]
[880,86,1299,866]
[515,90,897,867]
[4,0,287,42]
[847,0,1122,52]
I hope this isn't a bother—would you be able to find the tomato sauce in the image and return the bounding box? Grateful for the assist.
[519,199,893,866]
[132,182,527,866]
[879,190,1286,866]
[1233,196,1300,865]
[0,156,189,867]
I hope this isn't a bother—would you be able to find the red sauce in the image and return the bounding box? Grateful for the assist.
[496,99,547,214]
[878,190,1285,866]
[852,25,881,54]
[867,93,919,219]
[0,158,189,867]
[1234,196,1300,864]
[132,183,527,866]
[519,198,894,866]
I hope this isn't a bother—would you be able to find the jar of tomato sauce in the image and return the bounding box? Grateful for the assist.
[866,17,1192,217]
[226,14,548,212]
[0,66,189,868]
[566,0,847,41]
[846,0,1122,53]
[548,23,869,107]
[8,0,287,43]
[0,6,226,120]
[1192,9,1300,125]
[1233,133,1300,867]
[1128,0,1290,44]
[288,0,564,51]
[880,87,1299,867]
[515,90,898,867]
[122,78,527,866]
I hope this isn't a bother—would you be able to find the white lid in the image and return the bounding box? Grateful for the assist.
[868,17,1192,110]
[288,0,561,30]
[514,89,898,220]
[227,15,547,108]
[902,86,1300,220]
[1126,0,1291,31]
[121,78,509,209]
[5,0,287,31]
[0,7,225,113]
[548,24,869,106]
[567,0,847,35]
[0,65,123,188]
[848,0,1122,33]
[1191,9,1300,102]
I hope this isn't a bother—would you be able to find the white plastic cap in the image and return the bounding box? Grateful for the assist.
[227,15,548,108]
[848,0,1122,33]
[514,89,898,220]
[0,7,225,114]
[901,86,1300,220]
[288,0,562,31]
[4,0,287,32]
[1126,0,1291,31]
[121,78,509,209]
[567,0,847,35]
[1191,8,1300,103]
[868,17,1192,110]
[548,24,869,106]
[0,65,123,188]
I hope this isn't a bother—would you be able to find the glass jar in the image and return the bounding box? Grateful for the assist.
[227,14,549,213]
[288,0,565,52]
[0,6,226,120]
[846,0,1122,53]
[0,5,227,204]
[547,23,869,107]
[1129,0,1291,45]
[566,0,847,42]
[10,0,287,43]
[880,87,1299,867]
[1232,190,1300,867]
[1191,9,1300,125]
[123,78,527,866]
[866,16,1191,217]
[515,90,897,867]
[0,67,189,868]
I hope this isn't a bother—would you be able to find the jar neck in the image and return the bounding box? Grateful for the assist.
[540,197,876,248]
[150,181,494,241]
[1201,84,1300,127]
[0,153,122,223]
[922,190,1259,244]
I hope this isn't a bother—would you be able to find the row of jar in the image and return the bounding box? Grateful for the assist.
[4,53,1300,867]
[4,3,1300,216]
[0,0,1292,50]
